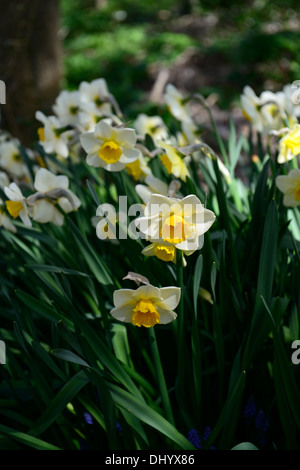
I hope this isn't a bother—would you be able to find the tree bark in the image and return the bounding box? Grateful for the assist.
[0,0,62,145]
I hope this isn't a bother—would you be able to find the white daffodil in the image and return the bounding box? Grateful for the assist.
[80,119,141,172]
[135,174,169,205]
[27,168,81,226]
[276,169,300,207]
[0,199,16,233]
[135,194,216,255]
[158,141,190,182]
[164,84,192,123]
[36,111,72,159]
[110,284,181,328]
[125,153,152,181]
[79,78,112,114]
[276,84,300,126]
[0,140,28,179]
[277,125,300,164]
[4,182,32,227]
[53,90,82,126]
[241,86,267,133]
[134,114,168,143]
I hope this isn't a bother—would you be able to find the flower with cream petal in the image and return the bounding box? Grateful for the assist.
[110,284,181,327]
[276,169,300,207]
[135,194,215,255]
[277,125,300,164]
[36,111,72,159]
[164,84,192,123]
[0,199,16,233]
[80,120,141,172]
[4,182,32,227]
[27,168,81,226]
[159,141,190,182]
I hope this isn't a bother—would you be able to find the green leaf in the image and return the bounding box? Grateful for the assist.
[30,370,89,436]
[0,424,61,450]
[193,254,203,317]
[51,348,91,368]
[107,383,195,450]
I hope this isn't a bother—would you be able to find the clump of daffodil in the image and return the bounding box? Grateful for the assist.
[276,168,300,206]
[277,125,300,164]
[4,182,32,227]
[26,168,81,226]
[135,194,216,255]
[110,284,181,327]
[80,119,141,172]
[159,141,190,182]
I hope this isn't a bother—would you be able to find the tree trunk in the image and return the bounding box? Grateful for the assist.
[0,0,62,145]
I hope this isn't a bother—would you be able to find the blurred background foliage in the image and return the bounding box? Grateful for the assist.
[61,0,300,114]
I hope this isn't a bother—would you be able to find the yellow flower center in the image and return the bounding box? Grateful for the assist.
[132,299,160,328]
[5,200,23,219]
[153,244,176,262]
[160,154,172,174]
[38,127,45,142]
[126,159,142,181]
[294,183,300,202]
[161,213,188,244]
[98,140,122,164]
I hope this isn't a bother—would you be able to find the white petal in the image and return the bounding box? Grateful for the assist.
[110,305,134,323]
[120,148,140,163]
[156,307,177,324]
[116,128,137,147]
[135,285,162,301]
[113,289,137,308]
[33,199,55,223]
[104,161,126,172]
[80,132,100,153]
[4,183,23,201]
[86,153,103,168]
[34,168,57,192]
[158,287,181,310]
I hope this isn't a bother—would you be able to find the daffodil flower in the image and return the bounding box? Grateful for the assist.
[4,182,32,227]
[53,90,82,126]
[79,78,112,114]
[0,140,28,179]
[276,169,300,206]
[134,113,168,143]
[164,84,192,123]
[277,125,300,164]
[135,194,216,255]
[27,168,81,226]
[80,120,141,171]
[110,285,181,327]
[0,199,16,233]
[36,111,72,159]
[125,154,152,181]
[159,141,190,182]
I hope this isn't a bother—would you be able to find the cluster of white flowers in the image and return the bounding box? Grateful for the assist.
[241,84,300,135]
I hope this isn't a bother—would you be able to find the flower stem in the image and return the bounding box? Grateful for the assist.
[148,327,175,425]
[176,249,186,398]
